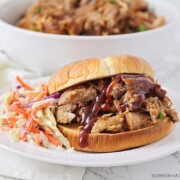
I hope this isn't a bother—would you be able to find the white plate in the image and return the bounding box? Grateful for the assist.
[0,78,180,167]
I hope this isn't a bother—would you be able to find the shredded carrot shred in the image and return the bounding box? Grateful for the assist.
[7,124,14,128]
[27,93,37,102]
[9,106,28,118]
[33,83,48,101]
[41,83,48,95]
[33,91,46,101]
[9,91,17,102]
[44,132,60,146]
[44,129,53,135]
[30,126,40,134]
[31,101,54,117]
[25,101,53,132]
[20,135,27,142]
[26,110,32,116]
[34,133,41,145]
[7,117,18,124]
[25,118,34,132]
[16,76,34,91]
[12,101,22,107]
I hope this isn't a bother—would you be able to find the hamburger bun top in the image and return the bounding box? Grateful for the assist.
[48,55,154,94]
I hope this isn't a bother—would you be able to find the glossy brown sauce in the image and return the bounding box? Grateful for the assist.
[79,80,110,148]
[123,75,166,97]
[79,74,166,148]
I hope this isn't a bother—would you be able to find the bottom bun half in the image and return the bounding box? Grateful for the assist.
[58,120,174,152]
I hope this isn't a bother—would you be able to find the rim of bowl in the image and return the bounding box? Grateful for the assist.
[0,0,179,40]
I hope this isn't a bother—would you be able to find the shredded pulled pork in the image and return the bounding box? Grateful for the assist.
[145,97,165,123]
[58,86,97,105]
[56,74,179,130]
[55,74,179,147]
[91,114,124,133]
[56,104,76,124]
[17,0,165,35]
[125,112,151,130]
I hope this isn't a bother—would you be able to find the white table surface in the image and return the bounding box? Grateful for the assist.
[0,0,180,180]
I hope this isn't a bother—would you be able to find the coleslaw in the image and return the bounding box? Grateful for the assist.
[0,76,70,150]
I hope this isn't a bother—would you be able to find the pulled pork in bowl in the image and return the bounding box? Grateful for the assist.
[0,0,178,74]
[17,0,165,35]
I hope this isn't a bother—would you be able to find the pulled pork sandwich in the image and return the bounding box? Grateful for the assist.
[48,55,179,152]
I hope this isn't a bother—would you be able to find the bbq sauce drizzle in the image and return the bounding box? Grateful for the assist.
[79,74,166,148]
[79,79,110,148]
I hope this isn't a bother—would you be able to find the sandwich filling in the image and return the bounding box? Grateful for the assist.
[56,74,179,148]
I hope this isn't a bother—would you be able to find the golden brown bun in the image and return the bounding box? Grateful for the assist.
[58,120,173,152]
[48,55,154,94]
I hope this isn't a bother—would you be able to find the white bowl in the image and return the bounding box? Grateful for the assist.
[0,0,179,75]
